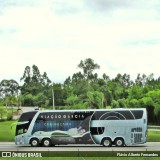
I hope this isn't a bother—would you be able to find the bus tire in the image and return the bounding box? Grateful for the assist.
[102,138,112,147]
[115,138,124,147]
[42,138,52,147]
[30,138,39,147]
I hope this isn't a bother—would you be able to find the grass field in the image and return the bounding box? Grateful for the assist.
[0,121,160,142]
[147,130,160,142]
[0,120,16,142]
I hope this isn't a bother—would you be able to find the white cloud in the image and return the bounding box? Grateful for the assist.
[0,0,160,83]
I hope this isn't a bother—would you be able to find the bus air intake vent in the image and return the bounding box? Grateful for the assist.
[131,127,143,143]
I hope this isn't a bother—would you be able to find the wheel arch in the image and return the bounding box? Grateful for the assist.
[101,137,112,143]
[114,136,125,142]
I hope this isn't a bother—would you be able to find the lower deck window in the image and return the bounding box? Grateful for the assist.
[90,127,104,135]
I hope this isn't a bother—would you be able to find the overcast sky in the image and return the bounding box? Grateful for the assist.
[0,0,160,83]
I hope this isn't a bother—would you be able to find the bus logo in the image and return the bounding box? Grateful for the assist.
[2,152,12,157]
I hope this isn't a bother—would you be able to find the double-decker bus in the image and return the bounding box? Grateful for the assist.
[15,108,147,147]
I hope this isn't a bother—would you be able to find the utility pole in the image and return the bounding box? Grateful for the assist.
[52,88,55,110]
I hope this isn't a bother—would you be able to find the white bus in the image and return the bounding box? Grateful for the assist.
[15,108,147,147]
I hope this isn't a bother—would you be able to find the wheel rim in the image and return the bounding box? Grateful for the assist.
[116,139,124,146]
[104,139,110,146]
[43,139,50,146]
[117,140,122,146]
[32,140,38,146]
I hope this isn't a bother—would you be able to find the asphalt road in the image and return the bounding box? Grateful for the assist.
[0,142,160,151]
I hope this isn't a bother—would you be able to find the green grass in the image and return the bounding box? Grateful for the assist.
[0,120,16,141]
[148,130,160,142]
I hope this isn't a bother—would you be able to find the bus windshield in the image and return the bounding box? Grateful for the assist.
[16,111,37,136]
[16,121,30,136]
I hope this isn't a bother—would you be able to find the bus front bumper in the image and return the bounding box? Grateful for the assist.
[15,135,29,145]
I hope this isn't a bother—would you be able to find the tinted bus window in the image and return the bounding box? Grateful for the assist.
[90,127,104,135]
[18,111,37,122]
[16,111,37,136]
[132,110,143,119]
[91,110,144,120]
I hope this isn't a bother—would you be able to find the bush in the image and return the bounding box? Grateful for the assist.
[7,112,13,120]
[0,107,7,121]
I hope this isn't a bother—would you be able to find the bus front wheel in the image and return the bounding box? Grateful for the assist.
[42,138,52,147]
[30,138,39,147]
[102,138,112,147]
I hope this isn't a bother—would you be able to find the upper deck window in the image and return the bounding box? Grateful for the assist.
[91,110,144,120]
[18,111,37,122]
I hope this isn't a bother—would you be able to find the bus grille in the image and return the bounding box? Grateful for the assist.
[131,127,143,143]
[133,133,142,143]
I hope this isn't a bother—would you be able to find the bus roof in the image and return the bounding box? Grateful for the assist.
[36,108,146,113]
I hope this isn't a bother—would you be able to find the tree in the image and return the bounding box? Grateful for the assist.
[20,65,52,106]
[127,85,144,100]
[139,96,155,123]
[41,72,52,87]
[20,66,31,83]
[23,94,34,106]
[135,74,147,87]
[111,100,119,108]
[0,79,19,98]
[115,73,133,88]
[65,94,79,106]
[0,79,19,107]
[146,90,160,124]
[85,91,104,109]
[33,93,48,107]
[78,58,100,81]
[21,65,51,95]
[4,96,17,107]
[102,73,110,82]
[53,83,65,106]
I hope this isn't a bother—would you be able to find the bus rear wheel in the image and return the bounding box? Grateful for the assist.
[102,138,112,147]
[115,138,124,147]
[30,138,39,147]
[42,138,52,147]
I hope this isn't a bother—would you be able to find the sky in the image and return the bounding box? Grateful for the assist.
[0,0,160,83]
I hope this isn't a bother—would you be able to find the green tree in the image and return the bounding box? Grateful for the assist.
[23,94,34,106]
[20,65,52,106]
[102,73,110,82]
[85,91,104,109]
[146,90,160,124]
[53,83,65,106]
[0,79,19,98]
[135,74,147,87]
[111,100,119,108]
[139,96,155,124]
[20,66,31,83]
[33,93,48,107]
[65,94,79,106]
[78,58,100,81]
[127,85,144,100]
